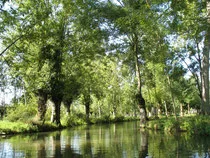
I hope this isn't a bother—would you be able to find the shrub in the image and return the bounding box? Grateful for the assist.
[164,118,180,132]
[0,121,36,134]
[112,115,125,122]
[61,114,86,127]
[5,103,36,122]
[191,117,209,135]
[180,121,192,131]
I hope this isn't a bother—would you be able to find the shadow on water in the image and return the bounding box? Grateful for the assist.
[1,121,210,158]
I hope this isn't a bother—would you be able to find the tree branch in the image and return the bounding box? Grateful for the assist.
[116,0,124,7]
[0,36,23,56]
[177,53,202,97]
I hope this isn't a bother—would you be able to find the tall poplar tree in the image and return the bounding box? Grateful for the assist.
[101,0,168,126]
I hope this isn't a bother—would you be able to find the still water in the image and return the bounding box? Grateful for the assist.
[0,121,210,158]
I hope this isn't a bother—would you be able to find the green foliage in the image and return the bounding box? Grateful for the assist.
[5,103,36,122]
[180,120,193,131]
[164,118,180,132]
[187,116,210,135]
[0,0,209,129]
[0,120,64,135]
[0,121,36,134]
[112,115,125,122]
[147,117,181,132]
[148,116,210,136]
[61,114,86,127]
[91,115,111,124]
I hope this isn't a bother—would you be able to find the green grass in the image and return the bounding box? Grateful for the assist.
[3,115,210,136]
[0,115,139,135]
[0,121,35,134]
[0,120,62,135]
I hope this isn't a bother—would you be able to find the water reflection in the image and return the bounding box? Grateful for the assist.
[1,121,210,157]
[139,130,148,158]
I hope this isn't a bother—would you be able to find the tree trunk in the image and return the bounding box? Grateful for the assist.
[136,73,147,127]
[84,93,91,124]
[51,100,61,126]
[37,89,48,122]
[164,101,168,117]
[113,94,117,118]
[133,33,147,127]
[98,101,101,118]
[23,81,27,106]
[85,101,90,123]
[64,100,72,116]
[188,103,190,114]
[180,103,183,117]
[201,1,210,114]
[167,75,177,120]
[66,105,70,115]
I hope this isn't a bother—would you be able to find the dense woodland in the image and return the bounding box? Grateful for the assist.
[0,0,210,127]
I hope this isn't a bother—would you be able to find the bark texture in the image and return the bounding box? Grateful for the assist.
[37,89,48,122]
[201,1,210,114]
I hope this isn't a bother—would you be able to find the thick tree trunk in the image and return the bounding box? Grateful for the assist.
[51,100,61,126]
[201,53,210,114]
[201,2,210,114]
[85,101,90,123]
[37,89,48,122]
[136,92,147,125]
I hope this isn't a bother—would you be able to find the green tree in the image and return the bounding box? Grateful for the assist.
[1,0,72,125]
[169,0,210,114]
[101,0,169,126]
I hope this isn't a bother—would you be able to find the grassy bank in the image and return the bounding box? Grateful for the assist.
[0,116,138,135]
[0,121,62,135]
[147,115,210,135]
[3,115,210,136]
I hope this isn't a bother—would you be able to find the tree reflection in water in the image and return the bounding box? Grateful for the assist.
[139,129,148,158]
[1,122,210,157]
[36,134,46,158]
[83,127,93,157]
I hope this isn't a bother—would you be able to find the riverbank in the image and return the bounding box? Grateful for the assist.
[0,121,63,135]
[2,115,210,136]
[147,115,210,135]
[0,116,138,135]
